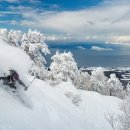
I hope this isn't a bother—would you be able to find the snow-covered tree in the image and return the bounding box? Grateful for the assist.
[126,83,130,95]
[108,73,124,98]
[89,67,109,95]
[74,71,91,90]
[50,51,78,82]
[7,30,20,47]
[21,29,50,79]
[0,29,8,41]
[0,29,21,47]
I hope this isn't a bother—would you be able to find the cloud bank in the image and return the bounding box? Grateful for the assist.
[91,46,113,51]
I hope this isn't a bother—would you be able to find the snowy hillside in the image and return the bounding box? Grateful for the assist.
[0,42,122,130]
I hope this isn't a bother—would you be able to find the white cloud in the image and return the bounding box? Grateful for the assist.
[0,20,18,25]
[111,36,130,43]
[9,20,18,25]
[46,34,73,41]
[91,46,113,51]
[20,0,130,42]
[0,0,19,2]
[76,46,86,50]
[0,0,40,3]
[0,11,19,15]
[49,4,60,9]
[3,0,130,43]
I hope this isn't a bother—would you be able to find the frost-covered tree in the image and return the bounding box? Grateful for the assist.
[7,30,20,47]
[126,83,130,95]
[0,29,21,47]
[21,29,50,79]
[89,67,109,95]
[108,74,124,98]
[50,51,78,82]
[0,29,8,42]
[74,71,91,90]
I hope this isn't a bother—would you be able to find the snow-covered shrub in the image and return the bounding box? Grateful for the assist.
[89,67,110,95]
[30,64,50,80]
[119,96,130,130]
[73,71,91,90]
[21,29,50,79]
[108,74,124,99]
[106,96,130,130]
[105,112,120,130]
[50,51,78,82]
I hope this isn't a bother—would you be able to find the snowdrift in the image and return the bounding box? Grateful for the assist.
[0,42,122,130]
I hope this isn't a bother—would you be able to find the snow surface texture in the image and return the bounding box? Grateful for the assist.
[0,42,122,130]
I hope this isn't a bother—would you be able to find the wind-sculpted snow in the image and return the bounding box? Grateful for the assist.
[0,42,122,130]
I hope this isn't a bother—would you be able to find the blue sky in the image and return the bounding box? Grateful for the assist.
[0,0,130,44]
[0,0,103,11]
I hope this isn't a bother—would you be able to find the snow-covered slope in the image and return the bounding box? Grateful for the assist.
[0,42,32,79]
[0,43,122,130]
